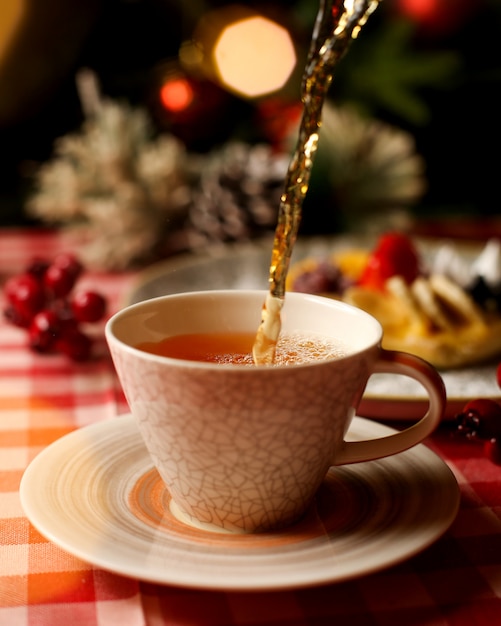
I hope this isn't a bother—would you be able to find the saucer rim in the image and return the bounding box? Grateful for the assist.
[20,414,460,591]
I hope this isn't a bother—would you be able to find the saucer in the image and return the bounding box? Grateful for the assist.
[20,415,460,591]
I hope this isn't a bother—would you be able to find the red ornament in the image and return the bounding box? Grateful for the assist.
[394,0,481,36]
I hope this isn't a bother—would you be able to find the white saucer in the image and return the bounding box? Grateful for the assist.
[20,415,460,591]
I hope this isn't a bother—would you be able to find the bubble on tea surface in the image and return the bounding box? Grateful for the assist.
[273,332,347,365]
[214,332,346,366]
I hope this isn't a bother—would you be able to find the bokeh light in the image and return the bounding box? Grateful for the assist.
[0,0,26,62]
[160,77,195,113]
[213,15,296,98]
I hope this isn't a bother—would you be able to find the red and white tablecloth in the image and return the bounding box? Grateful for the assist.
[1,228,501,626]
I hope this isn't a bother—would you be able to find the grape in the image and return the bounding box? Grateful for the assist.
[467,276,501,313]
[291,261,352,295]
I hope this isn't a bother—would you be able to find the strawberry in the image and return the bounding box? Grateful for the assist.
[358,232,420,290]
[496,361,501,389]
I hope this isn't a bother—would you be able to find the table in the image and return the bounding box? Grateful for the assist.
[1,228,501,626]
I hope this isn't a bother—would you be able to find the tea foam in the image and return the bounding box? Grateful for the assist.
[215,332,346,366]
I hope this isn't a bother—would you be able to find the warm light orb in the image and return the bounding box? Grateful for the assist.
[213,16,296,98]
[0,0,26,62]
[398,0,439,20]
[160,77,194,113]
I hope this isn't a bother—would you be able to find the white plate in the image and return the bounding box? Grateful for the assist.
[20,414,459,591]
[125,236,501,420]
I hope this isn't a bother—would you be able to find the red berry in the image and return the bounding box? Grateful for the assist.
[3,305,30,328]
[26,258,50,281]
[70,290,106,323]
[496,362,501,389]
[484,438,501,465]
[56,327,93,361]
[3,253,103,363]
[358,232,420,291]
[457,398,501,440]
[4,273,46,322]
[52,253,83,280]
[43,263,78,298]
[29,309,61,353]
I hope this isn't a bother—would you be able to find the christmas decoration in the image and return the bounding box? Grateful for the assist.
[25,67,428,269]
[27,71,191,270]
[3,252,107,362]
[304,103,427,231]
[25,103,292,267]
[393,0,481,37]
[183,141,289,249]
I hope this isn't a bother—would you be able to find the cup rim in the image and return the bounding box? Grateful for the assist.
[105,289,383,370]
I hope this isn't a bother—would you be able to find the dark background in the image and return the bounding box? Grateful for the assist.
[0,0,499,230]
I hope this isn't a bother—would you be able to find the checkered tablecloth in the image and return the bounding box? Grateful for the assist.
[1,228,501,626]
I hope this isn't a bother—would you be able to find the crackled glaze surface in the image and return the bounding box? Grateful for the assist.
[19,415,460,589]
[110,344,370,532]
[106,290,444,533]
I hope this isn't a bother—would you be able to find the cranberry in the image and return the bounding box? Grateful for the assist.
[56,327,93,362]
[4,273,46,322]
[43,263,78,298]
[3,253,105,363]
[70,291,106,323]
[484,439,501,465]
[456,398,501,440]
[3,305,30,328]
[26,258,50,281]
[52,253,83,281]
[496,362,501,389]
[29,309,60,353]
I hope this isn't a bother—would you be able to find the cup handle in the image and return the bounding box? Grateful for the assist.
[335,349,446,465]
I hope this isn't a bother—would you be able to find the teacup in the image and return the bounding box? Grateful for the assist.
[105,290,446,533]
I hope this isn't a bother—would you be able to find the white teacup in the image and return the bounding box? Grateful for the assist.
[106,290,446,533]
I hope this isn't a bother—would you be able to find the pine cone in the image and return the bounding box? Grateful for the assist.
[185,142,289,248]
[317,104,427,210]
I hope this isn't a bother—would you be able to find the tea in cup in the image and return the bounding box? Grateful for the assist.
[105,290,446,533]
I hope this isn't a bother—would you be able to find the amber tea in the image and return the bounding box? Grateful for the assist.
[253,0,381,364]
[137,331,347,365]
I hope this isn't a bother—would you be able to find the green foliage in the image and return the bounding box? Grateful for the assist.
[331,18,462,126]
